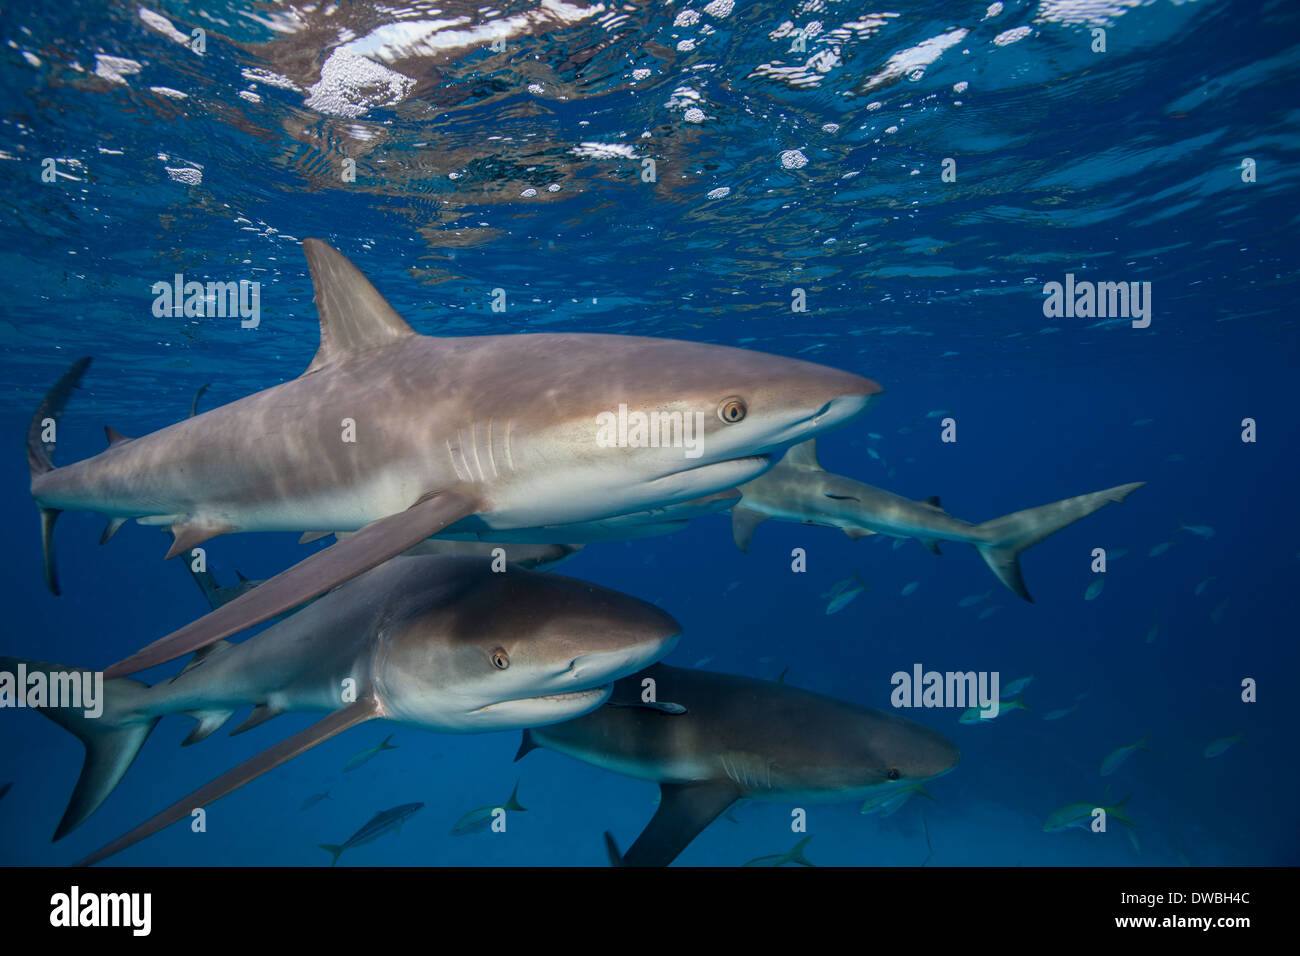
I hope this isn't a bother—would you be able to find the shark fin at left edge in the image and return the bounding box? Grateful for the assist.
[77,697,381,866]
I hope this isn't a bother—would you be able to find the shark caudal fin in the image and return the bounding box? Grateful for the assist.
[0,657,155,840]
[27,358,93,596]
[317,843,346,867]
[971,482,1145,602]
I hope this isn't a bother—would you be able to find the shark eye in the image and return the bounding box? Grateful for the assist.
[490,647,510,670]
[717,397,747,424]
[886,768,901,781]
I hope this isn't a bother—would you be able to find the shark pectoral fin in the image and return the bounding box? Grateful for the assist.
[104,490,480,679]
[731,506,771,553]
[40,508,62,595]
[77,698,381,866]
[513,730,539,762]
[843,527,873,541]
[165,518,237,561]
[616,780,741,867]
[921,539,942,555]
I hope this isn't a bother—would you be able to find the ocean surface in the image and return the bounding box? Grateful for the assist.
[1,0,1297,867]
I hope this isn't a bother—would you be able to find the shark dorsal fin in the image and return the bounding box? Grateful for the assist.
[104,426,132,447]
[781,439,822,470]
[301,239,416,375]
[923,495,941,508]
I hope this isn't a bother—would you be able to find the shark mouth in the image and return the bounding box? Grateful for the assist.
[470,684,612,714]
[649,453,771,484]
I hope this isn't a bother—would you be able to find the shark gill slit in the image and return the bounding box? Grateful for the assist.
[485,419,498,479]
[469,422,486,483]
[445,438,468,483]
[503,419,515,473]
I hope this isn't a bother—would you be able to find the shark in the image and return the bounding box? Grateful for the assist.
[730,439,1145,601]
[1,554,680,865]
[26,240,880,678]
[516,663,960,866]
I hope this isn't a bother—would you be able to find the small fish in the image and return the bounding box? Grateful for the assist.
[1002,675,1035,697]
[299,791,332,811]
[724,580,741,594]
[318,802,423,866]
[867,448,882,461]
[891,538,906,551]
[1084,578,1105,601]
[868,432,883,440]
[692,656,713,668]
[977,605,1000,620]
[825,575,868,615]
[1043,796,1137,832]
[1147,542,1172,557]
[450,781,528,835]
[925,409,954,419]
[1166,453,1185,462]
[1194,577,1214,597]
[1131,418,1154,427]
[342,734,398,772]
[1100,734,1155,776]
[1179,522,1215,539]
[1145,622,1159,644]
[958,590,991,608]
[959,694,1028,724]
[860,783,936,817]
[1210,600,1229,624]
[1043,704,1079,721]
[1203,733,1245,758]
[1109,547,1129,560]
[743,835,815,867]
[901,581,920,597]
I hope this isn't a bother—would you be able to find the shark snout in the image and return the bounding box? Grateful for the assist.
[565,632,681,686]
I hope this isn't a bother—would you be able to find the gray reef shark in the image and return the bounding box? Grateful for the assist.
[26,240,879,677]
[1,554,679,865]
[731,439,1144,601]
[516,662,960,866]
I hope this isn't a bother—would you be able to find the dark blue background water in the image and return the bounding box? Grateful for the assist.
[1,0,1297,865]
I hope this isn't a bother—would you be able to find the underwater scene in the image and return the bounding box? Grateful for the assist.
[0,0,1297,872]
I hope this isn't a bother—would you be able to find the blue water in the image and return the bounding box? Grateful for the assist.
[1,0,1298,866]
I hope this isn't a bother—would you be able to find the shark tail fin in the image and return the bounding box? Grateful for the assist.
[317,844,345,867]
[788,836,816,867]
[379,734,398,751]
[27,357,93,595]
[505,780,527,812]
[971,482,1146,602]
[0,656,156,841]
